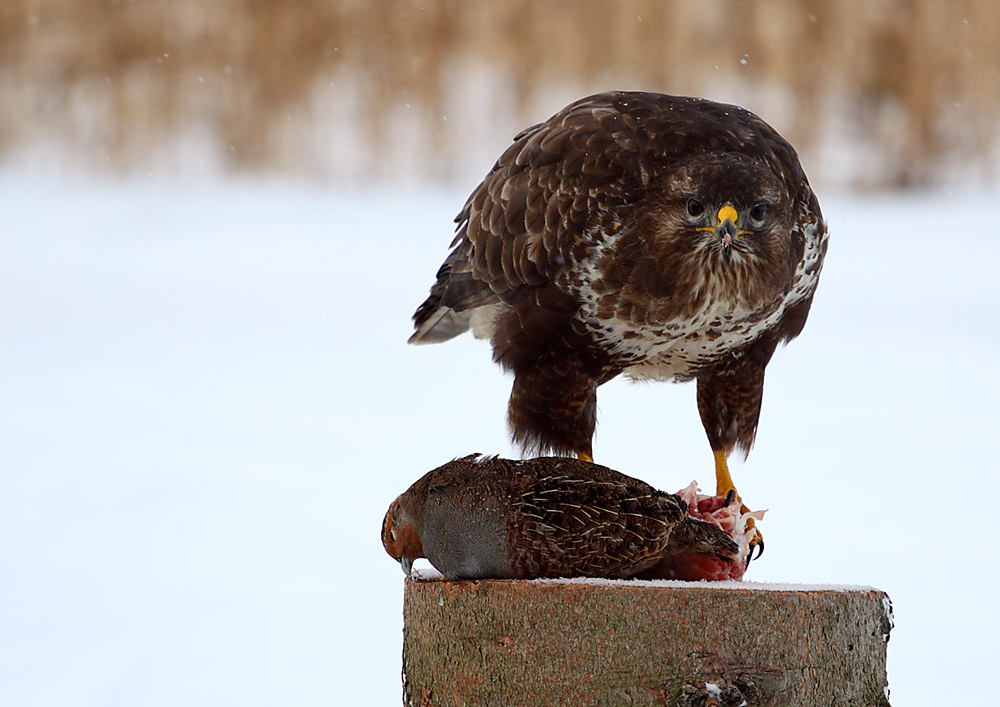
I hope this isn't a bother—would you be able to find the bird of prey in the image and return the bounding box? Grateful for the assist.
[382,454,740,580]
[409,91,828,552]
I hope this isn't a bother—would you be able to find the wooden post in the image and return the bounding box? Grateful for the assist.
[402,576,892,706]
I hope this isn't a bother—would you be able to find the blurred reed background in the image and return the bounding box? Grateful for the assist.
[4,0,998,188]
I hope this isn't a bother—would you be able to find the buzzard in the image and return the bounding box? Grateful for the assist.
[409,91,828,551]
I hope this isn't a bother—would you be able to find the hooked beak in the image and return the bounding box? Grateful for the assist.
[715,204,740,253]
[717,218,738,252]
[400,554,413,576]
[696,204,747,253]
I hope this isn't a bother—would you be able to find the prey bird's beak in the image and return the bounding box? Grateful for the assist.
[400,554,413,576]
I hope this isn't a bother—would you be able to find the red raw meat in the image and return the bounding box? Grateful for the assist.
[639,482,766,582]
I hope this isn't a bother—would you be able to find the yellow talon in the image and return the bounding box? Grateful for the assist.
[713,449,763,558]
[577,451,594,463]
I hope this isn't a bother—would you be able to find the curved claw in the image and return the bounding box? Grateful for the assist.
[745,535,764,568]
[712,450,765,568]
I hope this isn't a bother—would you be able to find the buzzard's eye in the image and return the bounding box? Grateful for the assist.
[686,199,705,218]
[748,203,767,226]
[389,529,397,543]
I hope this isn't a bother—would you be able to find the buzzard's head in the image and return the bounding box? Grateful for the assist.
[625,151,799,308]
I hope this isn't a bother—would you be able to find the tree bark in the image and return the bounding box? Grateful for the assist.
[402,576,892,706]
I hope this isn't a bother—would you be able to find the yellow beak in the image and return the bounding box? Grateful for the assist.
[717,205,739,225]
[697,205,747,251]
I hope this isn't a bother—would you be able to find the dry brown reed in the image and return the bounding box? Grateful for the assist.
[4,0,998,187]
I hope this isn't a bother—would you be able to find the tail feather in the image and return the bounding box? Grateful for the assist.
[409,246,499,344]
[409,306,471,344]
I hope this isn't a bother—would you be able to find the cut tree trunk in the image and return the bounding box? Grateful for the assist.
[402,576,892,706]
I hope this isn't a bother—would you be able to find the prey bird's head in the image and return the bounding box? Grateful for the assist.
[381,496,424,576]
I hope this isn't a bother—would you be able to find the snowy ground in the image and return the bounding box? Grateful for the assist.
[2,174,997,705]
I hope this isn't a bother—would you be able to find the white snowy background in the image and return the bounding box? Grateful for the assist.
[2,172,997,705]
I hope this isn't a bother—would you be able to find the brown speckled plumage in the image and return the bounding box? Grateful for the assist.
[382,455,737,580]
[409,91,827,467]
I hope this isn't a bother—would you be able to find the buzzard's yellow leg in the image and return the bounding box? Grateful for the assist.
[713,449,737,499]
[713,450,763,560]
[577,451,594,463]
